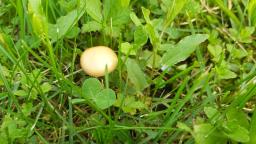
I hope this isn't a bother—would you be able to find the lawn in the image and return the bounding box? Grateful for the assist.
[0,0,256,143]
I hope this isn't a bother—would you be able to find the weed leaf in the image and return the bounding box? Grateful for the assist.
[82,78,116,109]
[126,58,149,92]
[48,10,84,41]
[162,34,208,67]
[82,78,103,99]
[134,26,148,49]
[223,122,250,143]
[194,123,227,144]
[85,0,102,22]
[94,88,116,109]
[247,109,256,144]
[82,21,102,33]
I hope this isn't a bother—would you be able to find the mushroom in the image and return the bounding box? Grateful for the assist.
[80,46,118,77]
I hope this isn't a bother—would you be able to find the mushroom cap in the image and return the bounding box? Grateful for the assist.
[80,46,118,77]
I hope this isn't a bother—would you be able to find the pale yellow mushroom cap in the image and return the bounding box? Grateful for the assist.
[80,46,118,77]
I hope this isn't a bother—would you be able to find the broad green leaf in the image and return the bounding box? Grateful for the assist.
[165,27,184,39]
[81,21,102,33]
[194,123,227,144]
[215,62,237,79]
[112,10,130,26]
[177,122,192,132]
[183,0,201,16]
[0,115,28,142]
[0,66,9,86]
[130,12,141,26]
[142,50,161,68]
[114,94,146,115]
[0,33,5,46]
[122,100,146,115]
[0,133,8,144]
[103,26,122,37]
[82,78,103,98]
[14,90,27,97]
[31,13,48,37]
[204,107,220,121]
[22,103,33,116]
[176,64,187,70]
[28,0,43,15]
[48,8,85,41]
[120,42,135,55]
[238,27,255,43]
[152,18,164,30]
[145,24,159,46]
[162,34,209,67]
[229,27,255,43]
[58,0,78,12]
[223,122,250,143]
[126,58,149,92]
[121,0,130,7]
[94,88,116,109]
[65,26,80,39]
[41,82,52,93]
[216,67,237,79]
[142,7,151,24]
[48,10,76,41]
[247,109,256,144]
[248,0,256,26]
[208,30,221,45]
[227,44,247,59]
[128,101,146,109]
[226,108,249,129]
[134,26,148,48]
[103,0,130,26]
[28,0,48,37]
[192,72,209,91]
[204,107,218,119]
[85,0,102,22]
[207,44,223,62]
[82,78,116,109]
[159,43,175,52]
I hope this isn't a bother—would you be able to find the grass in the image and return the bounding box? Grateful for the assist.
[0,0,256,143]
